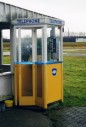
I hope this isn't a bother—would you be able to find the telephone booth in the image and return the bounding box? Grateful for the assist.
[12,17,65,109]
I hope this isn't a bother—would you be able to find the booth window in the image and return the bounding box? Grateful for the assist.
[0,30,11,73]
[21,29,32,62]
[47,26,61,62]
[15,29,32,62]
[37,29,42,62]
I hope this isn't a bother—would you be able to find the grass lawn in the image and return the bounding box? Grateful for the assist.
[3,56,10,64]
[63,56,86,106]
[63,42,86,107]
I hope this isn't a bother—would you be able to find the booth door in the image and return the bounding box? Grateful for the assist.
[19,65,35,106]
[14,28,35,106]
[16,64,35,106]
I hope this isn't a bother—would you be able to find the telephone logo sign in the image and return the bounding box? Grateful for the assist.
[52,68,57,76]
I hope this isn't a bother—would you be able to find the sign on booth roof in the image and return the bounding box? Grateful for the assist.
[12,17,65,26]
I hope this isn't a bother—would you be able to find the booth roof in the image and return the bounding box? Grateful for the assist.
[12,17,65,26]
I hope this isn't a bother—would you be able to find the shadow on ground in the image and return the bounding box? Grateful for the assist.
[0,108,52,127]
[0,106,86,127]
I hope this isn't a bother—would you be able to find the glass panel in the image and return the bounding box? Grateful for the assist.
[47,27,52,61]
[21,29,32,62]
[2,30,10,65]
[47,26,61,62]
[37,29,42,61]
[15,29,32,62]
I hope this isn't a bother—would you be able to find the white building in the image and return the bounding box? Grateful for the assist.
[76,38,86,42]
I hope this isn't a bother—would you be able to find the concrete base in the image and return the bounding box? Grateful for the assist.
[0,108,52,127]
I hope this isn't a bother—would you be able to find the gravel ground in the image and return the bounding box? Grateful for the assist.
[44,107,86,127]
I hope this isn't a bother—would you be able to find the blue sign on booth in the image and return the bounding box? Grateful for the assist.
[52,68,57,76]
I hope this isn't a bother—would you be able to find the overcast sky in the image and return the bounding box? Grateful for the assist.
[0,0,86,33]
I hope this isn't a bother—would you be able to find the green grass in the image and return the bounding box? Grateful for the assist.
[3,56,10,64]
[63,56,86,106]
[3,42,10,64]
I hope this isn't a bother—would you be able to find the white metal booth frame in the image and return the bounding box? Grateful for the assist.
[11,17,65,108]
[12,18,65,65]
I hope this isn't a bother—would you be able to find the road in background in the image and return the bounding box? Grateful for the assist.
[63,48,86,56]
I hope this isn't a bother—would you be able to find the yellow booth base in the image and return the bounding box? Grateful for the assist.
[14,64,36,106]
[14,63,63,109]
[36,63,63,108]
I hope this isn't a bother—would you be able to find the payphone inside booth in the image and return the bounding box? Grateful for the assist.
[12,17,65,109]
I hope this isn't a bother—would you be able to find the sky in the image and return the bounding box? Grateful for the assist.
[0,0,86,33]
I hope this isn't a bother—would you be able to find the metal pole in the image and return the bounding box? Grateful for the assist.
[12,26,17,63]
[60,26,63,61]
[42,25,47,63]
[0,30,3,65]
[10,26,15,96]
[60,26,64,102]
[42,25,47,108]
[10,26,16,72]
[18,28,21,62]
